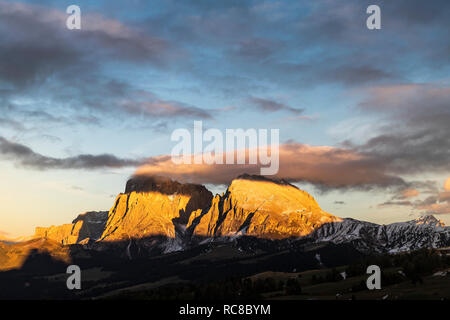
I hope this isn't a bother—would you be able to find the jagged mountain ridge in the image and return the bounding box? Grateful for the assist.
[31,174,450,255]
[309,216,449,254]
[99,176,212,247]
[34,211,108,245]
[187,174,340,239]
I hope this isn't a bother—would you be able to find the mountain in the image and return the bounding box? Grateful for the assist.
[310,215,449,254]
[2,174,450,299]
[188,174,340,239]
[0,230,11,242]
[34,211,108,245]
[0,238,71,271]
[413,215,446,228]
[29,174,449,256]
[0,230,33,244]
[100,175,212,238]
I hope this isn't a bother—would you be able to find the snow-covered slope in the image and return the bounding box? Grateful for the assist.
[310,215,450,253]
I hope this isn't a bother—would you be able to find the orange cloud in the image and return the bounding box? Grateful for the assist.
[416,202,450,216]
[400,188,420,199]
[135,142,402,189]
[413,181,450,216]
[445,178,450,191]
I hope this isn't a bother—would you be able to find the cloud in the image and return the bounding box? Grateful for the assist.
[380,181,450,216]
[0,0,173,87]
[414,199,450,216]
[121,99,213,119]
[322,65,394,86]
[0,0,203,130]
[140,0,450,93]
[344,82,450,215]
[0,136,142,170]
[135,142,404,189]
[1,1,448,193]
[439,192,450,203]
[231,38,282,60]
[348,84,450,176]
[248,97,304,115]
[445,178,450,192]
[378,200,412,208]
[0,117,25,131]
[2,0,449,133]
[396,189,420,200]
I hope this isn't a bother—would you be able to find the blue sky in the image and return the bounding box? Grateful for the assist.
[0,0,449,237]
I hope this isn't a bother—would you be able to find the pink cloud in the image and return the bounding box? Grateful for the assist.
[445,178,450,191]
[135,142,402,189]
[400,188,420,199]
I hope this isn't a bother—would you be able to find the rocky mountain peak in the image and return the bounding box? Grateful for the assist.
[71,211,108,224]
[34,211,108,245]
[234,174,295,187]
[125,175,210,197]
[227,174,322,214]
[189,173,341,239]
[22,174,450,258]
[413,215,446,227]
[100,175,213,245]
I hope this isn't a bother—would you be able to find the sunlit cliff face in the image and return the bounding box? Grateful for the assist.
[26,175,342,246]
[189,176,342,239]
[101,192,196,241]
[0,238,71,271]
[226,178,323,215]
[101,175,341,241]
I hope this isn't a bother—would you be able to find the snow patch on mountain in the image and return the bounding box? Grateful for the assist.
[310,215,450,254]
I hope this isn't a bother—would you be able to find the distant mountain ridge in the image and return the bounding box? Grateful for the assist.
[0,231,34,244]
[34,211,108,245]
[28,174,450,256]
[310,215,449,254]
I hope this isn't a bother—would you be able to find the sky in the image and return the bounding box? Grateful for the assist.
[0,0,449,237]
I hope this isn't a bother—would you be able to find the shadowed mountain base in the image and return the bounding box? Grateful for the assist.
[0,235,364,299]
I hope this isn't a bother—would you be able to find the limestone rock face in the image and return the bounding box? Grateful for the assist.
[34,211,107,245]
[100,176,213,241]
[32,175,338,248]
[188,174,341,239]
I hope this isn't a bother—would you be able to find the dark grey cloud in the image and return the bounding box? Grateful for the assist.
[350,83,450,214]
[143,0,450,93]
[136,82,450,195]
[249,97,304,115]
[0,0,204,130]
[0,136,142,170]
[349,84,450,176]
[0,1,174,86]
[0,105,103,134]
[0,0,448,191]
[121,100,213,119]
[231,38,282,60]
[381,192,450,216]
[378,200,412,208]
[2,0,448,127]
[323,65,394,86]
[0,117,25,131]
